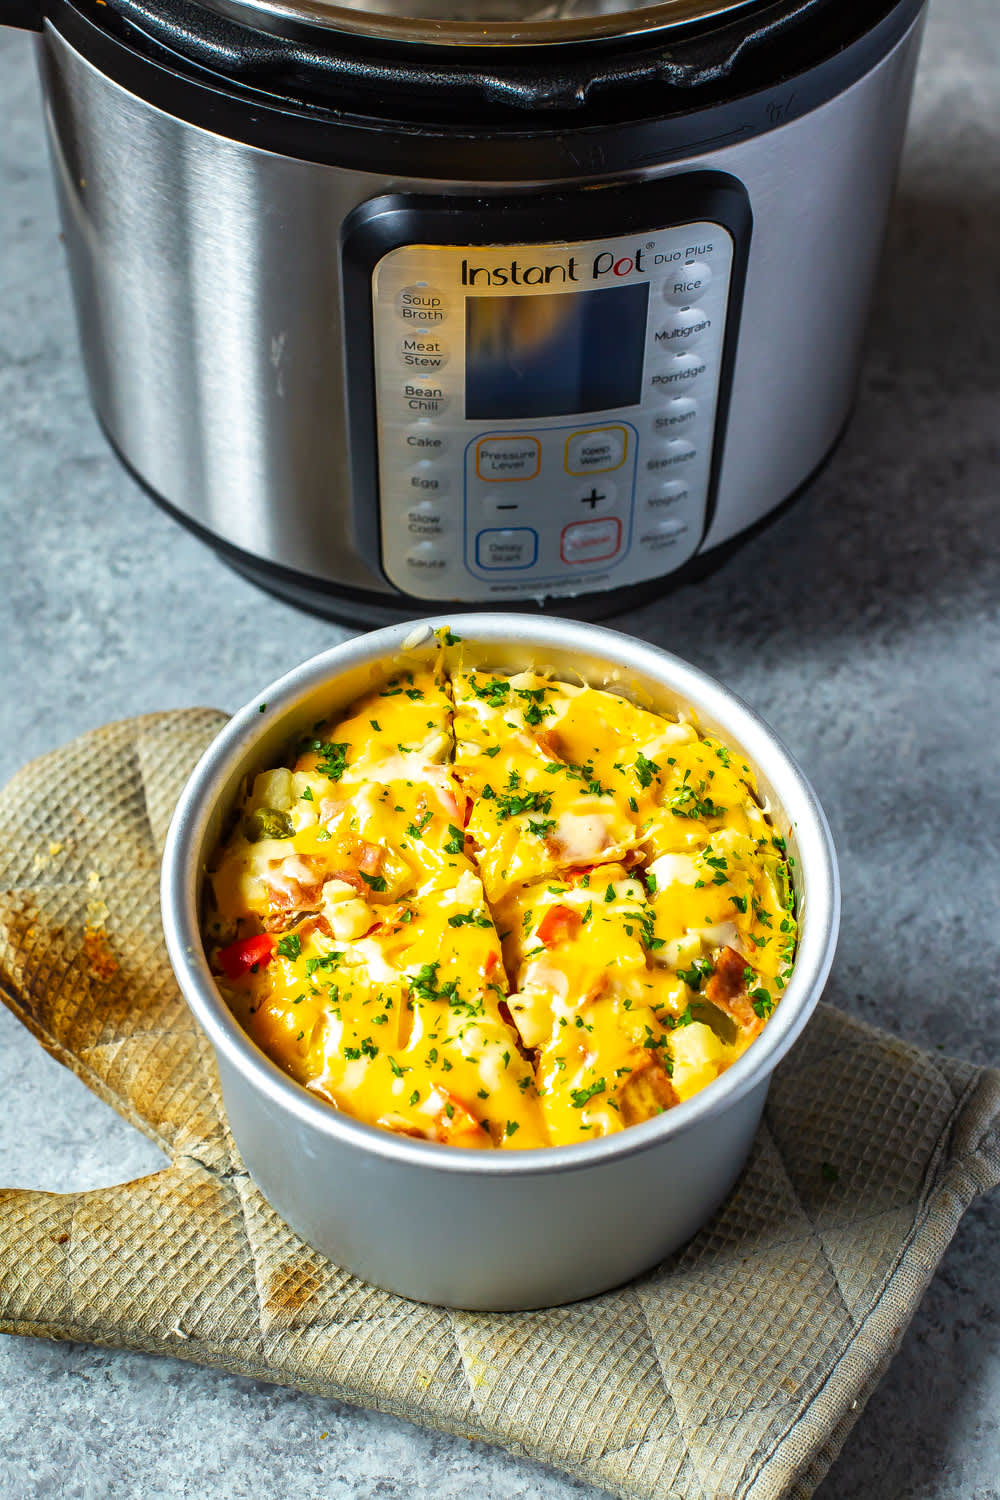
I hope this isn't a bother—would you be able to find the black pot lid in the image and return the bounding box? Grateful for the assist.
[196,0,763,48]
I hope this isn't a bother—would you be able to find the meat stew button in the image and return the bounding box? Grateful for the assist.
[560,517,622,565]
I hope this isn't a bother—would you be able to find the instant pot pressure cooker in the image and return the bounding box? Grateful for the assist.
[6,0,926,621]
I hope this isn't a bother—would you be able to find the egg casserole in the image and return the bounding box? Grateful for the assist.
[203,645,797,1150]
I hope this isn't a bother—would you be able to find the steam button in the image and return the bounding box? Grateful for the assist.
[650,397,698,436]
[662,262,712,305]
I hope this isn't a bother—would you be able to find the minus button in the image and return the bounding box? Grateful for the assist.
[480,493,524,518]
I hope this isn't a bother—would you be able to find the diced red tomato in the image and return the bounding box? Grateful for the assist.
[535,904,582,948]
[565,865,597,884]
[216,932,275,980]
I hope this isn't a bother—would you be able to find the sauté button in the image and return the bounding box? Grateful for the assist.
[475,528,538,570]
[560,517,623,565]
[406,539,450,569]
[396,286,448,324]
[662,262,713,305]
[565,425,628,475]
[475,436,541,482]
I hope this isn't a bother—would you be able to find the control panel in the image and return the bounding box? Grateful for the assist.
[347,191,746,603]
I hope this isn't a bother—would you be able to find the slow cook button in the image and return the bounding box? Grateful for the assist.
[406,460,450,497]
[565,425,628,474]
[399,334,448,371]
[650,396,698,436]
[641,480,690,513]
[645,439,697,475]
[662,261,713,305]
[648,353,709,394]
[560,517,622,565]
[406,501,445,536]
[650,306,711,352]
[395,285,448,324]
[403,425,449,459]
[401,381,449,416]
[476,436,541,482]
[475,528,538,570]
[406,539,450,570]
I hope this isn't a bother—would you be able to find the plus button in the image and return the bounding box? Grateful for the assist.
[580,487,606,510]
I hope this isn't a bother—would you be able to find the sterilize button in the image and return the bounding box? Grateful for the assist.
[399,334,448,372]
[401,381,449,416]
[403,426,449,459]
[476,528,538,570]
[641,480,690,513]
[565,425,628,474]
[648,353,708,394]
[406,461,450,497]
[396,286,448,324]
[644,439,697,475]
[651,306,711,352]
[560,518,623,565]
[662,262,712,305]
[476,436,541,481]
[650,397,698,436]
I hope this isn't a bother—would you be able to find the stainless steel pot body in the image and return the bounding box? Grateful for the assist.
[36,10,923,610]
[161,615,840,1309]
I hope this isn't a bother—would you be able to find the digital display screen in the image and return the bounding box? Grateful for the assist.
[464,282,649,420]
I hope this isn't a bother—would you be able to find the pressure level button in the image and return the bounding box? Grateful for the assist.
[662,262,712,305]
[396,286,448,324]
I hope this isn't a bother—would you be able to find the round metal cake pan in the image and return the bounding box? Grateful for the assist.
[161,614,839,1310]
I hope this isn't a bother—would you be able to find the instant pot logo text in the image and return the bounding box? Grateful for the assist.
[458,243,714,286]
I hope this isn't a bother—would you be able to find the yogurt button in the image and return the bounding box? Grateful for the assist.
[641,480,690,513]
[662,262,712,305]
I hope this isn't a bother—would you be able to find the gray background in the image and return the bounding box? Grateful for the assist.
[1,0,998,1494]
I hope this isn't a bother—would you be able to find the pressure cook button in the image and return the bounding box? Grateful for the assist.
[403,426,449,459]
[560,517,622,565]
[401,381,449,416]
[406,540,450,570]
[476,436,541,481]
[645,439,697,474]
[651,307,712,351]
[406,461,450,497]
[565,425,628,474]
[662,262,713,305]
[399,334,449,371]
[641,480,690,513]
[650,397,698,435]
[642,516,687,539]
[396,286,448,324]
[475,528,538,570]
[648,353,709,394]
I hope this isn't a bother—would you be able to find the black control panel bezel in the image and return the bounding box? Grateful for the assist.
[341,173,752,604]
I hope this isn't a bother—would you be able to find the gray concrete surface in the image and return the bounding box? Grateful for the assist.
[1,0,998,1494]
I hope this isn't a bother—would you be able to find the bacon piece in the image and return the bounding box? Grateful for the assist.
[430,1090,490,1148]
[326,868,368,895]
[262,854,327,915]
[357,841,382,875]
[619,1060,680,1125]
[705,945,765,1038]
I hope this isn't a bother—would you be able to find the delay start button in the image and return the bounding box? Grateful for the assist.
[560,517,622,565]
[475,528,538,570]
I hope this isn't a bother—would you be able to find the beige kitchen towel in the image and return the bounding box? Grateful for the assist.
[0,711,997,1500]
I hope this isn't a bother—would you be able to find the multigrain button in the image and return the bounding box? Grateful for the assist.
[406,461,450,497]
[645,439,697,475]
[648,353,708,395]
[396,285,448,324]
[565,425,628,474]
[398,333,448,371]
[662,262,712,305]
[650,397,698,436]
[476,528,538,569]
[403,426,449,459]
[641,480,690,513]
[651,306,711,352]
[560,517,622,565]
[475,436,541,481]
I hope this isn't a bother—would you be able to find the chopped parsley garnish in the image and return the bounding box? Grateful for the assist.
[275,934,302,961]
[472,678,511,708]
[440,629,462,646]
[447,910,493,928]
[299,738,350,782]
[483,745,501,758]
[634,752,661,789]
[405,809,433,839]
[360,871,387,892]
[677,957,714,991]
[444,824,465,854]
[570,1078,607,1109]
[300,786,314,802]
[527,817,556,839]
[494,790,552,823]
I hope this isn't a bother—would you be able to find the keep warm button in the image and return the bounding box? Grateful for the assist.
[561,517,622,566]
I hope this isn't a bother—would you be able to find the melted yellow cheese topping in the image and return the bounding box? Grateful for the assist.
[203,644,797,1150]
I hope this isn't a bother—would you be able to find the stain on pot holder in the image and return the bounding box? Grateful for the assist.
[0,711,997,1500]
